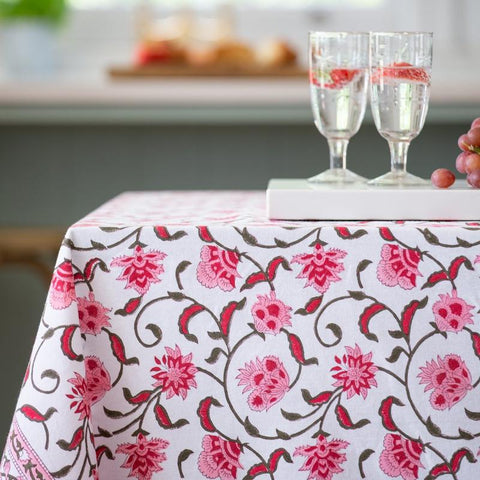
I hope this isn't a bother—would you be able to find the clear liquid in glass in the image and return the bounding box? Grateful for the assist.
[370,67,431,142]
[310,68,368,140]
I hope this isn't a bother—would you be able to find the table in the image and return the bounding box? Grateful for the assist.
[1,191,480,480]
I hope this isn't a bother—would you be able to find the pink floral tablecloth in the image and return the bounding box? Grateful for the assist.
[2,191,480,480]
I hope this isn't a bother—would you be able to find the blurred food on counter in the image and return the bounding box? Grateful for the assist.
[109,5,302,79]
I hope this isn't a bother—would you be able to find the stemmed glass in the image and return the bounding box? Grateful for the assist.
[369,32,433,186]
[308,32,369,184]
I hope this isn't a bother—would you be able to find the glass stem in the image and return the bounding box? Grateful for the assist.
[388,140,410,174]
[328,139,348,170]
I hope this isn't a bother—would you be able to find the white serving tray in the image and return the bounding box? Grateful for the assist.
[267,179,480,220]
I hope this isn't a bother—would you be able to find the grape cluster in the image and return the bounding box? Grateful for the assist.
[456,117,480,188]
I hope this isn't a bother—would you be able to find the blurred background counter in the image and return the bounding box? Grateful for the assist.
[1,78,480,124]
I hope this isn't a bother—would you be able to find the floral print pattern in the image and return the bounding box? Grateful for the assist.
[251,291,292,335]
[377,244,422,290]
[294,435,349,480]
[292,244,347,293]
[49,260,76,309]
[432,290,474,333]
[331,344,378,399]
[418,354,472,410]
[198,435,243,480]
[116,433,169,480]
[197,245,241,291]
[236,356,290,411]
[151,345,198,399]
[77,293,111,335]
[2,193,480,480]
[111,245,166,295]
[379,434,424,480]
[66,356,111,419]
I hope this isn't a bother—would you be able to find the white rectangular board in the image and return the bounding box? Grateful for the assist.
[267,179,480,220]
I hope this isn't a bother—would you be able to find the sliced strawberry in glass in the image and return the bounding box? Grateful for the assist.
[330,68,358,85]
[381,62,430,83]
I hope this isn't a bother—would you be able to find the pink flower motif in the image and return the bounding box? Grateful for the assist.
[198,435,243,480]
[418,354,472,410]
[331,344,378,399]
[379,434,424,480]
[291,244,347,294]
[236,356,289,411]
[110,245,166,295]
[251,291,292,335]
[49,260,76,309]
[77,293,111,335]
[151,345,198,399]
[116,433,169,480]
[196,245,241,292]
[433,290,474,333]
[294,435,349,480]
[475,255,480,264]
[67,356,111,419]
[377,244,422,290]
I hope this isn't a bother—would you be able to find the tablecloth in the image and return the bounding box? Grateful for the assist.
[2,191,480,480]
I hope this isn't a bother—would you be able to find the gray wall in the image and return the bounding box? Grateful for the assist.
[0,121,467,444]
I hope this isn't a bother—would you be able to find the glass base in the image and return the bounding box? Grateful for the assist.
[308,168,366,184]
[367,171,428,187]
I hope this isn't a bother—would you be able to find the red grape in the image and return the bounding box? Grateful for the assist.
[456,152,469,174]
[458,134,471,151]
[431,168,455,188]
[467,169,480,188]
[471,117,480,129]
[467,127,480,147]
[465,153,480,173]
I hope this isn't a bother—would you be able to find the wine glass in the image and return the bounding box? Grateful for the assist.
[369,32,433,186]
[308,32,369,184]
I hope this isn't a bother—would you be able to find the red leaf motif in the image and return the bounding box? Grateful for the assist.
[246,271,267,286]
[109,332,127,363]
[379,227,395,241]
[426,270,448,286]
[305,296,323,313]
[288,333,306,364]
[379,397,398,432]
[335,404,353,428]
[128,390,151,405]
[248,464,269,477]
[95,445,112,462]
[448,256,469,280]
[471,332,480,359]
[125,297,141,314]
[359,303,386,341]
[84,258,105,282]
[197,397,216,432]
[429,463,450,478]
[401,298,427,336]
[179,304,205,335]
[308,391,333,406]
[268,448,289,472]
[220,299,245,336]
[154,404,173,428]
[267,256,289,281]
[73,272,84,282]
[66,427,84,450]
[198,226,214,243]
[20,405,46,422]
[154,226,170,240]
[335,227,351,238]
[61,325,81,361]
[451,448,475,472]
